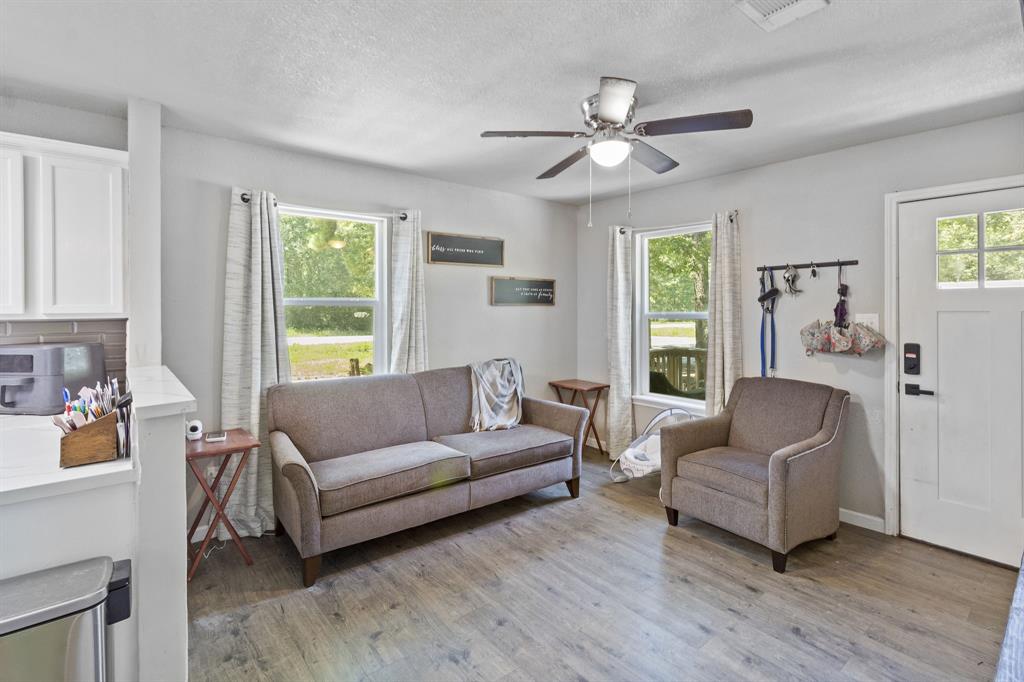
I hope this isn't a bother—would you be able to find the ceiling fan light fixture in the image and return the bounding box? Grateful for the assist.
[589,138,631,167]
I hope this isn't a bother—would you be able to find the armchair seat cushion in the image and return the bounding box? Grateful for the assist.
[310,441,470,517]
[434,425,573,479]
[676,446,770,505]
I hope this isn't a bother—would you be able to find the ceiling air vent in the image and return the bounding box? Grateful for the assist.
[736,0,830,32]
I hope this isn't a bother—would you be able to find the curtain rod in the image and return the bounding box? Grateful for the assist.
[756,259,858,272]
[241,192,407,221]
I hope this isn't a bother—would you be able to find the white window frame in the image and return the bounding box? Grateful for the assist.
[935,209,1024,289]
[632,221,712,415]
[278,203,390,378]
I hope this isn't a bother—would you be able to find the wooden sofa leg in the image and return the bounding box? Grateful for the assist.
[771,551,788,573]
[826,532,837,541]
[565,476,580,498]
[303,555,321,587]
[665,507,679,526]
[274,517,285,536]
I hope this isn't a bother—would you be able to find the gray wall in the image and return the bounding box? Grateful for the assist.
[576,112,1024,520]
[160,127,579,429]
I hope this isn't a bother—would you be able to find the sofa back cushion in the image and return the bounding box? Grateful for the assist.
[727,377,835,455]
[267,374,428,462]
[412,366,473,439]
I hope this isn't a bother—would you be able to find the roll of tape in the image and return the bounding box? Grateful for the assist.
[186,419,204,441]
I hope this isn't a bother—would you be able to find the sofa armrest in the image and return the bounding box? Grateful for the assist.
[522,397,589,478]
[270,430,322,557]
[767,391,850,552]
[660,411,732,509]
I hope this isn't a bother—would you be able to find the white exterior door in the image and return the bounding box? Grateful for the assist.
[898,185,1024,566]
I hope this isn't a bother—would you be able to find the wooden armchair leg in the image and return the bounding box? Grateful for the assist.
[826,532,837,541]
[274,517,285,536]
[565,476,580,498]
[665,507,679,526]
[303,555,321,587]
[771,551,788,573]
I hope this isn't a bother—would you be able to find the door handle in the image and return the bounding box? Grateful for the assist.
[905,383,935,396]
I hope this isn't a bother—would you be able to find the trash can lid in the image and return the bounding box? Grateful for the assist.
[0,556,113,636]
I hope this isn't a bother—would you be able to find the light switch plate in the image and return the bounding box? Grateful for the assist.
[855,313,879,331]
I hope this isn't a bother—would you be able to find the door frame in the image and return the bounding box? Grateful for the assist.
[882,173,1024,535]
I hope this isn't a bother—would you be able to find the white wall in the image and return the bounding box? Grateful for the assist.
[577,112,1024,520]
[0,95,127,150]
[161,127,579,431]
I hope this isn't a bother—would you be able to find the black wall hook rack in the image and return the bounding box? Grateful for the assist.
[756,259,858,272]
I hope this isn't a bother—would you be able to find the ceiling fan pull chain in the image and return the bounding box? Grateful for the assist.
[627,145,632,220]
[588,152,593,228]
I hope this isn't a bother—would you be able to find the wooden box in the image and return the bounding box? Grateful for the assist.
[60,412,119,468]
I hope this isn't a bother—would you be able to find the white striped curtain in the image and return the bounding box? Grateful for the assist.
[389,209,428,373]
[216,187,290,540]
[607,225,634,458]
[705,210,743,415]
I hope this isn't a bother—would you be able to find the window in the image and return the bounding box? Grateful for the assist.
[936,208,1024,289]
[279,204,388,380]
[634,223,712,408]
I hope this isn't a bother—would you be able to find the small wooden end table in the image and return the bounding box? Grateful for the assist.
[186,428,259,581]
[548,379,610,458]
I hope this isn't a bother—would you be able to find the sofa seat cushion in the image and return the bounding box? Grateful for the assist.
[434,425,573,479]
[309,441,470,517]
[676,446,770,505]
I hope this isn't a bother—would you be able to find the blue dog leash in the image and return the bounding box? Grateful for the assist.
[759,268,779,377]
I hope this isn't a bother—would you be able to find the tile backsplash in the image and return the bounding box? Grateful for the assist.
[0,319,127,382]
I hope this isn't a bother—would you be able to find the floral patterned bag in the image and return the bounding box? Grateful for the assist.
[800,320,885,356]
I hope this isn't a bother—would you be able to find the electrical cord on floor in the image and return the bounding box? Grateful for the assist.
[202,539,227,559]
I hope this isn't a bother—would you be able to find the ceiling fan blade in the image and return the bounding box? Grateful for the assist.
[633,109,753,137]
[630,140,679,174]
[537,147,589,179]
[597,77,638,124]
[481,130,586,138]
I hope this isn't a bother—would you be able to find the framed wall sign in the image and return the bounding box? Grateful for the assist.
[427,231,504,267]
[490,277,556,306]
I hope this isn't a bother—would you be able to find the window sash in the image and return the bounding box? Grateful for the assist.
[633,221,711,407]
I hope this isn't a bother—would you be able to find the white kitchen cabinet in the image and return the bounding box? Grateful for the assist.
[0,131,127,319]
[0,149,25,314]
[39,155,124,314]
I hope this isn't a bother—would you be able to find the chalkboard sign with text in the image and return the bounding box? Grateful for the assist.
[427,231,504,267]
[490,277,556,306]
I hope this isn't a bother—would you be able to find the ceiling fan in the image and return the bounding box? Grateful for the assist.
[481,77,753,179]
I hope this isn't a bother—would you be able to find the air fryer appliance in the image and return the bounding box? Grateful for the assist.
[0,342,106,415]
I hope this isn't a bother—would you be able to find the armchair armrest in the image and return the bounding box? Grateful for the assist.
[522,397,589,478]
[270,430,321,557]
[660,411,732,508]
[767,392,850,552]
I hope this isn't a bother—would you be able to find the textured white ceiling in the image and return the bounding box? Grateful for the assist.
[1,0,1022,204]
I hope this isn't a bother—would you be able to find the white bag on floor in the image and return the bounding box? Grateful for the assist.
[610,407,695,482]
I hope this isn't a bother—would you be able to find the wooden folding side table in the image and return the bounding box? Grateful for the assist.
[548,379,610,458]
[186,428,259,581]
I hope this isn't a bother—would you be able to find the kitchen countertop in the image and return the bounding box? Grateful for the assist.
[0,365,196,506]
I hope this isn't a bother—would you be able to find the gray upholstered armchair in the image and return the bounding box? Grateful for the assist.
[660,377,850,573]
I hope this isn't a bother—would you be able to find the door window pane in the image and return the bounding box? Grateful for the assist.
[281,214,376,299]
[984,208,1024,248]
[648,318,706,400]
[937,253,978,288]
[936,214,978,251]
[285,306,374,380]
[984,250,1024,287]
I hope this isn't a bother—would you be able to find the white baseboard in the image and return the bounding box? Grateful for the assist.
[839,507,885,533]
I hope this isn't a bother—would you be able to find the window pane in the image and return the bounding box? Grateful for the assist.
[936,214,978,252]
[648,318,706,400]
[984,250,1024,287]
[984,208,1024,248]
[647,230,712,313]
[285,306,374,380]
[937,253,978,289]
[281,214,376,298]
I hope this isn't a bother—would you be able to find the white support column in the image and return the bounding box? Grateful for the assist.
[126,99,162,367]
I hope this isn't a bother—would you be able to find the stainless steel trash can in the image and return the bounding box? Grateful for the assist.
[0,556,131,681]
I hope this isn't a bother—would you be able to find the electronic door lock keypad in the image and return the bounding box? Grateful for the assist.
[903,343,920,375]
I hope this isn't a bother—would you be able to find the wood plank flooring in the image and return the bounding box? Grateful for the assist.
[188,450,1017,681]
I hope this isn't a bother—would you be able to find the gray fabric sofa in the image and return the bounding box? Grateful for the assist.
[267,366,589,586]
[660,377,850,573]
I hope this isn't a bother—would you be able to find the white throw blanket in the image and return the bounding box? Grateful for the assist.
[469,359,525,431]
